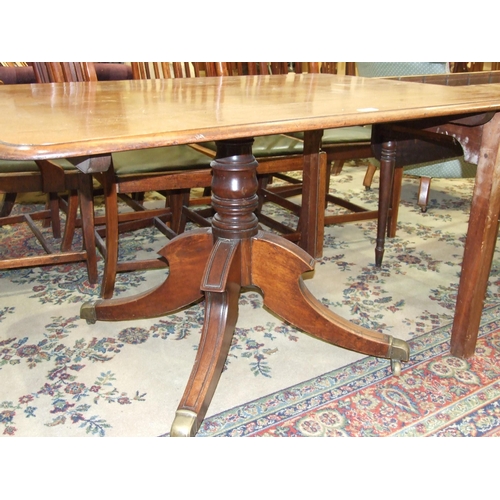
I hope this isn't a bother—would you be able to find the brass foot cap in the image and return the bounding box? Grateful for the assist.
[80,302,97,324]
[389,337,410,362]
[170,409,198,437]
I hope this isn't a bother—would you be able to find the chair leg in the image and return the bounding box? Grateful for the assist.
[376,142,396,266]
[417,177,431,212]
[324,161,332,209]
[78,174,98,285]
[100,168,119,298]
[61,189,79,251]
[330,159,344,175]
[0,192,17,217]
[169,189,191,234]
[132,192,145,204]
[45,192,61,239]
[363,162,377,190]
[256,175,271,213]
[388,167,403,238]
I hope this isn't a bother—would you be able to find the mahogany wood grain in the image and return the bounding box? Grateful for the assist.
[386,70,500,86]
[243,63,379,246]
[3,76,500,161]
[170,138,409,436]
[186,62,318,252]
[85,229,213,322]
[31,63,218,298]
[450,113,500,357]
[2,74,500,435]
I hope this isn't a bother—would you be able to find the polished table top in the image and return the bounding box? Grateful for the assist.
[2,73,500,436]
[1,74,500,161]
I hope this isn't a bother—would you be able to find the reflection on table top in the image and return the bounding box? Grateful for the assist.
[1,74,500,161]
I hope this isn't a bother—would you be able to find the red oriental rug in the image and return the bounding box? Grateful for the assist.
[198,304,500,437]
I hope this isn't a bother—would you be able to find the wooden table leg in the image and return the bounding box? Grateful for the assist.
[171,138,409,436]
[80,138,409,437]
[252,232,409,362]
[450,112,500,358]
[80,229,213,322]
[171,239,242,436]
[171,138,260,436]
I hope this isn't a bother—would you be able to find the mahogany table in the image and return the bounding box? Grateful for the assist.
[1,74,499,436]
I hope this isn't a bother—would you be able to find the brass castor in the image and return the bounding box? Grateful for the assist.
[391,359,402,376]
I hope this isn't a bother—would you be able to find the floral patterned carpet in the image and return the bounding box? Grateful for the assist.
[1,164,499,437]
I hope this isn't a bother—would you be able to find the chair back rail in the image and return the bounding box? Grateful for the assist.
[131,62,227,79]
[132,62,185,79]
[225,62,289,76]
[31,62,97,83]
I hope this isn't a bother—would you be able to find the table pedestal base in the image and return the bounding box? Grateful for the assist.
[80,138,410,437]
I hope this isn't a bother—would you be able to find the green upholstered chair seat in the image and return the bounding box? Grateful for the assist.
[0,158,75,173]
[1,146,211,176]
[198,134,304,158]
[403,157,476,178]
[111,145,211,175]
[290,126,372,144]
[198,129,370,158]
[357,62,449,78]
[370,155,475,179]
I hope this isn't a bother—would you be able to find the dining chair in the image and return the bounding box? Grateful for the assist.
[32,62,216,299]
[284,63,379,227]
[356,62,476,214]
[240,63,392,251]
[189,62,384,245]
[180,62,314,242]
[0,65,98,282]
[0,157,98,281]
[129,62,329,255]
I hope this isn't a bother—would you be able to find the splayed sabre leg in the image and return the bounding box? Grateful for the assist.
[170,137,409,436]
